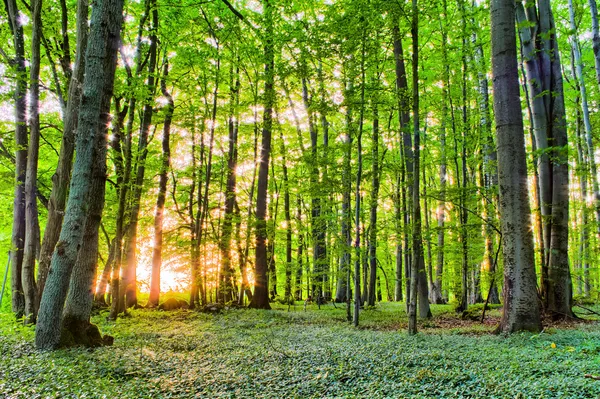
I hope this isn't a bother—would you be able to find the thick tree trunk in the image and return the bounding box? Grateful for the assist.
[491,0,541,333]
[249,0,274,310]
[35,0,124,350]
[517,0,573,318]
[37,0,89,309]
[63,63,113,330]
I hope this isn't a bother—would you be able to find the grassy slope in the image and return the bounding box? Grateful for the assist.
[0,302,599,398]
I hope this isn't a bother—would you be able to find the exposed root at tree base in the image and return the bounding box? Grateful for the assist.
[60,318,113,349]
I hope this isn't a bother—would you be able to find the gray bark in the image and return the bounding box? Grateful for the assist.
[35,0,124,350]
[491,0,541,333]
[569,0,600,238]
[517,0,572,318]
[37,0,89,309]
[589,0,600,86]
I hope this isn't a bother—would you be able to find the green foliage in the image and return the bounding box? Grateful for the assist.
[1,304,600,397]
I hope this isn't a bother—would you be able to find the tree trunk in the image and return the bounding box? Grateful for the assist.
[278,119,293,302]
[148,60,173,308]
[335,96,353,303]
[5,0,28,319]
[352,107,363,327]
[367,86,380,307]
[218,59,240,304]
[408,0,431,334]
[21,0,43,324]
[491,0,541,333]
[392,19,413,309]
[570,0,600,241]
[122,0,158,309]
[248,0,274,310]
[37,0,89,310]
[588,0,600,87]
[295,197,304,301]
[517,0,573,318]
[63,57,114,332]
[35,0,124,350]
[94,239,115,305]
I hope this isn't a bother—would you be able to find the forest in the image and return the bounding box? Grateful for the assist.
[1,0,600,396]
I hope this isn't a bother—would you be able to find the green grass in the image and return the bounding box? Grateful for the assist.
[1,302,599,398]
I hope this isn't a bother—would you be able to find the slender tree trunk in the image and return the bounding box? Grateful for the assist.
[218,60,240,304]
[122,0,158,309]
[392,20,413,309]
[589,0,600,87]
[249,0,274,310]
[5,0,28,319]
[278,121,293,302]
[569,0,600,239]
[301,75,326,301]
[352,111,363,327]
[37,0,89,310]
[36,0,124,350]
[574,96,591,297]
[94,239,115,304]
[21,0,43,324]
[491,0,541,333]
[335,98,353,303]
[296,197,304,301]
[408,0,423,335]
[367,87,380,307]
[148,61,173,308]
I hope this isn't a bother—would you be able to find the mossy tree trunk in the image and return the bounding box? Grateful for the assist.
[35,0,124,350]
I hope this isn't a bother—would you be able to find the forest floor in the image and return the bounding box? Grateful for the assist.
[1,301,600,398]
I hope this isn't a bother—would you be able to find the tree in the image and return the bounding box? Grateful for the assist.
[21,0,43,324]
[491,0,541,333]
[37,0,89,310]
[249,0,275,310]
[148,60,174,308]
[516,0,573,318]
[35,0,124,350]
[5,0,28,319]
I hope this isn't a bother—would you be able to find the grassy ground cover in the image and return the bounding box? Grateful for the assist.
[1,302,599,398]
